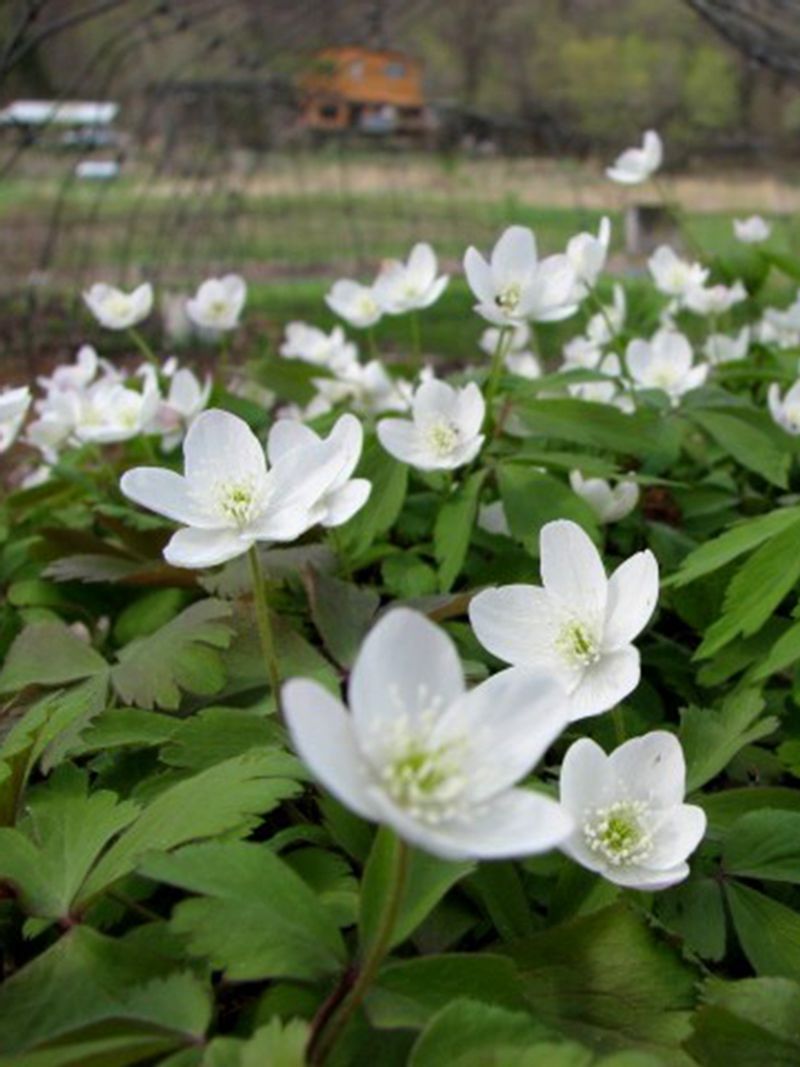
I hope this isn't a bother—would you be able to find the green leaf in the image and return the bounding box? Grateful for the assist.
[686,977,800,1067]
[466,862,536,941]
[0,620,108,693]
[113,588,190,645]
[498,465,598,548]
[0,767,138,920]
[111,599,234,710]
[336,435,408,557]
[511,397,676,462]
[700,787,800,838]
[76,750,300,906]
[679,689,775,792]
[359,829,473,952]
[408,999,587,1067]
[367,954,527,1030]
[0,675,109,824]
[751,618,800,680]
[696,520,800,657]
[252,354,331,405]
[434,471,486,592]
[505,903,697,1057]
[723,810,800,883]
[667,506,800,588]
[74,708,180,756]
[687,408,789,488]
[655,877,726,961]
[160,706,281,770]
[725,882,800,980]
[381,554,439,598]
[303,568,380,668]
[140,841,346,980]
[0,925,210,1056]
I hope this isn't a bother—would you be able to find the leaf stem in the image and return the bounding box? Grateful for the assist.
[247,544,282,718]
[485,325,512,416]
[128,327,159,368]
[308,833,410,1065]
[409,310,422,370]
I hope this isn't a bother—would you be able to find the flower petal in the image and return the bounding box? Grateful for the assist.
[163,526,251,568]
[568,645,641,721]
[539,520,607,618]
[463,248,495,305]
[184,409,266,488]
[647,804,707,870]
[267,419,319,464]
[377,418,428,467]
[607,730,687,808]
[120,467,217,528]
[603,549,659,649]
[433,667,569,799]
[371,788,573,861]
[283,678,379,822]
[320,479,371,527]
[348,608,465,744]
[469,585,560,670]
[559,737,612,815]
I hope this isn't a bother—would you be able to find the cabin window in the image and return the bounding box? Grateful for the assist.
[319,104,339,120]
[385,61,406,79]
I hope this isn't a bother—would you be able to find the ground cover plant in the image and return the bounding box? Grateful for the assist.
[4,133,800,1066]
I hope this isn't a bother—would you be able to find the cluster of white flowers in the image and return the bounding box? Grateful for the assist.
[286,528,705,887]
[325,241,449,331]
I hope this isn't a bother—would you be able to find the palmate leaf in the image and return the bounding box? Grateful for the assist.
[111,599,234,710]
[140,841,346,981]
[433,470,486,592]
[724,882,800,981]
[0,766,138,921]
[0,674,109,825]
[723,810,800,883]
[76,749,302,909]
[687,408,790,488]
[0,925,210,1058]
[686,977,800,1067]
[679,688,776,793]
[695,518,800,658]
[504,903,698,1061]
[303,567,380,669]
[202,1019,309,1067]
[665,506,800,589]
[0,620,109,694]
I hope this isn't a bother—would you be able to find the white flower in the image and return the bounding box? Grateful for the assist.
[569,470,639,524]
[161,292,193,345]
[683,281,747,317]
[505,351,541,379]
[325,279,382,329]
[759,296,800,349]
[267,414,370,527]
[768,380,800,435]
[373,242,449,314]
[586,284,626,345]
[566,216,611,295]
[73,374,161,445]
[0,386,31,452]
[464,225,579,326]
[314,359,412,417]
[704,327,750,365]
[479,322,530,356]
[152,367,212,449]
[283,608,573,861]
[477,500,510,536]
[626,330,708,403]
[469,519,659,720]
[647,246,709,299]
[186,274,246,332]
[377,379,485,471]
[83,282,153,330]
[37,345,99,394]
[734,215,771,244]
[562,336,605,370]
[120,409,350,568]
[26,391,77,461]
[606,130,663,184]
[280,322,358,373]
[558,731,706,890]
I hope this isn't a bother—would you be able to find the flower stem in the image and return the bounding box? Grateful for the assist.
[485,325,511,415]
[366,326,379,361]
[409,311,422,370]
[247,544,282,716]
[308,834,410,1065]
[612,706,627,746]
[128,327,159,368]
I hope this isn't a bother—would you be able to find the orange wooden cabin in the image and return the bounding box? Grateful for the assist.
[299,45,428,137]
